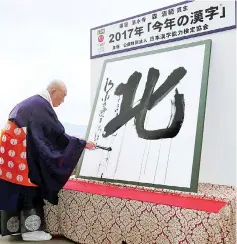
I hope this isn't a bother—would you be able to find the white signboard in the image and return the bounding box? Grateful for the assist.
[91,0,235,58]
[79,40,211,192]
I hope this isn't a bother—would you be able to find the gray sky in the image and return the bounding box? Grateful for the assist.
[0,0,179,127]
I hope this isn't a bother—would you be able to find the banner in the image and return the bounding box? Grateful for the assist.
[91,0,236,59]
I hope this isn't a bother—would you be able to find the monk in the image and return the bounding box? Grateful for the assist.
[0,80,96,241]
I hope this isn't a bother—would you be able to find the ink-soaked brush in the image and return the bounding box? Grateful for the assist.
[95,145,112,151]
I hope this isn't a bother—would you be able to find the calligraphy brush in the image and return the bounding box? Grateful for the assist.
[95,145,112,151]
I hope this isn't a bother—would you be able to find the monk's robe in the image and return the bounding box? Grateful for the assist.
[0,94,86,236]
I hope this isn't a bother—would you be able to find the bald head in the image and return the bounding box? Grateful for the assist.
[47,79,67,107]
[47,79,66,91]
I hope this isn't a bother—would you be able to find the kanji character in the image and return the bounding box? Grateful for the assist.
[134,26,144,36]
[196,25,202,32]
[164,18,176,30]
[203,24,209,30]
[162,11,167,17]
[152,21,163,32]
[184,28,189,34]
[190,27,195,33]
[177,7,182,13]
[152,13,157,19]
[168,9,174,15]
[172,31,177,37]
[183,5,188,11]
[102,68,186,140]
[205,6,219,20]
[191,10,204,24]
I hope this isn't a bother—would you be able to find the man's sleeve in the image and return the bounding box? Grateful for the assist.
[26,107,87,204]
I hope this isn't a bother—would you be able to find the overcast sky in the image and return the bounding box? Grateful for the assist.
[0,0,181,128]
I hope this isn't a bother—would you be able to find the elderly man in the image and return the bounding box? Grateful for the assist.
[0,80,95,241]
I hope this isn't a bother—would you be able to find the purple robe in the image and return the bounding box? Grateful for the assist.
[0,95,86,211]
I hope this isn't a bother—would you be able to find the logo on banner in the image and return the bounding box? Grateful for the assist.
[97,28,105,53]
[97,29,105,35]
[98,35,104,43]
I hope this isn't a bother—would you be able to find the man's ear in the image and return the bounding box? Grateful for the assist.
[50,88,57,95]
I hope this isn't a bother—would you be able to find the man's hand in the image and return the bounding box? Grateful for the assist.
[85,141,96,150]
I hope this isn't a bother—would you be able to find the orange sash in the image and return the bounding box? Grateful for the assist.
[0,121,37,187]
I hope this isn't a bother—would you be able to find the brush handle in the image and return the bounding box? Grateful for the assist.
[95,145,112,151]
